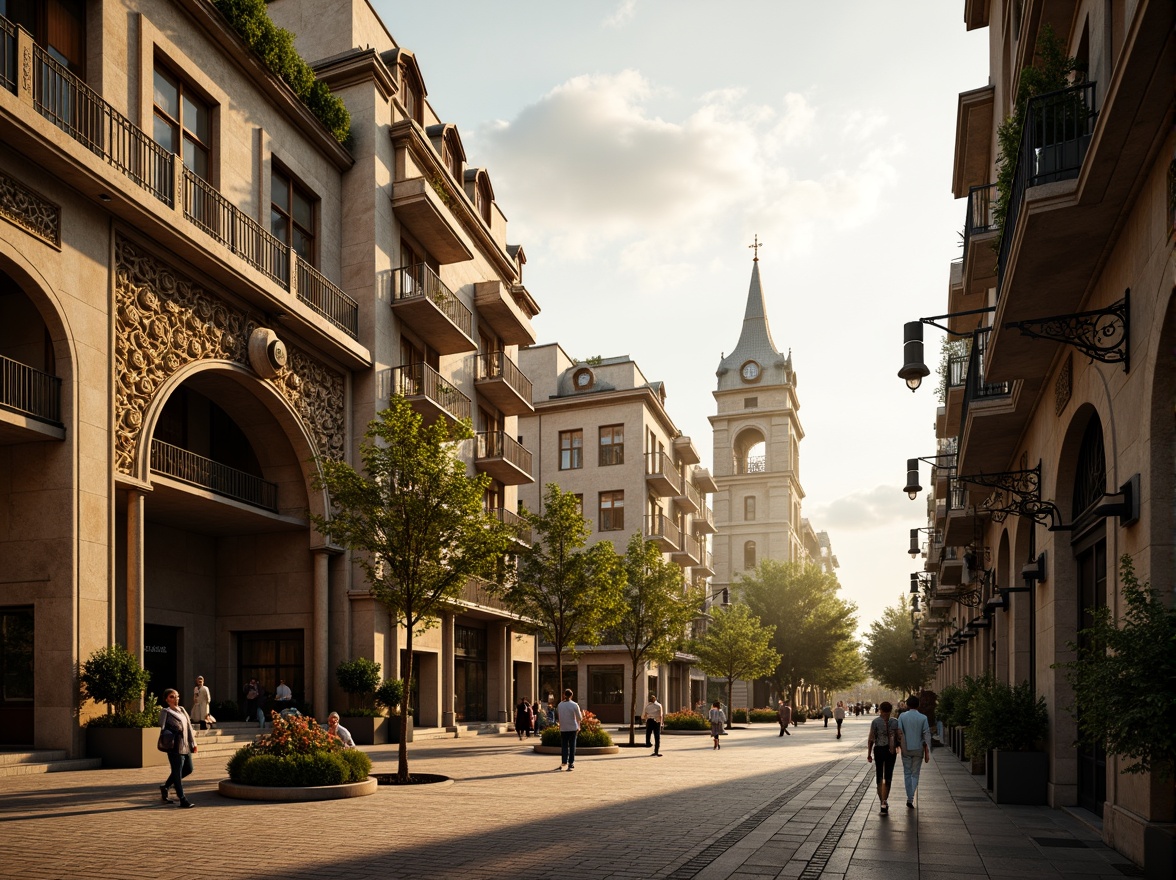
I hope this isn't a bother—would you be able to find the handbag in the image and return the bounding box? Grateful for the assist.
[157,727,177,752]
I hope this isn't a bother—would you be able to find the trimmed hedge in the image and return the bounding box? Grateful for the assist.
[664,711,708,730]
[232,749,371,787]
[748,708,778,723]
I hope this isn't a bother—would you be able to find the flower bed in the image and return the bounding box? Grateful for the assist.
[663,710,708,731]
[226,712,371,787]
[539,710,614,747]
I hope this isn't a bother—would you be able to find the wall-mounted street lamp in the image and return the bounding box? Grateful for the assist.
[904,454,958,500]
[897,308,994,392]
[909,527,938,557]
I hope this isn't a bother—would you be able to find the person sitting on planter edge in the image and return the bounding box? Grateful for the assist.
[326,712,356,748]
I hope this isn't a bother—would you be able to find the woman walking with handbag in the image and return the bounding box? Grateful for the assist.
[158,688,198,808]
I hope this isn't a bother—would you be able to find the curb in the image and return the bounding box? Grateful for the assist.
[217,776,378,801]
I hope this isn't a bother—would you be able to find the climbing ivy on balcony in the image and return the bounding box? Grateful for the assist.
[993,25,1081,245]
[213,0,351,146]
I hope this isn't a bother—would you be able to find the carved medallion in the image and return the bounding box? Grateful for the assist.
[0,170,60,248]
[114,235,345,474]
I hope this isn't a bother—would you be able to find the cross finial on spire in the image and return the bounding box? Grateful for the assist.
[749,234,762,262]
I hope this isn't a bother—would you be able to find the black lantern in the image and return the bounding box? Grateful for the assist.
[898,321,931,392]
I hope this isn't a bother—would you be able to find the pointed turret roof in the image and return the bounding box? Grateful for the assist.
[716,261,790,391]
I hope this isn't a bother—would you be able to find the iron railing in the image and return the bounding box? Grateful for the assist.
[678,480,702,510]
[473,351,532,402]
[962,182,996,266]
[392,362,471,423]
[151,439,278,511]
[297,259,359,338]
[486,507,532,545]
[1,16,16,93]
[738,455,766,474]
[959,328,1010,433]
[183,169,285,286]
[645,450,682,486]
[393,263,473,338]
[998,82,1096,293]
[696,548,713,571]
[0,354,61,425]
[475,431,532,475]
[697,502,714,529]
[31,43,173,205]
[644,514,680,547]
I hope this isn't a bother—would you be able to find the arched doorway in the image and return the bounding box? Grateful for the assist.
[1070,414,1108,816]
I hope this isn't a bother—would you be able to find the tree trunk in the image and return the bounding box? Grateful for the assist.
[628,665,640,745]
[726,677,734,729]
[398,625,413,782]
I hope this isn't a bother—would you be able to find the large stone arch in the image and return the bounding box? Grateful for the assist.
[113,233,344,526]
[732,425,767,473]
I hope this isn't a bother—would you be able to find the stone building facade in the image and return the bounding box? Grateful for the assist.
[0,0,539,753]
[518,343,717,721]
[914,0,1173,868]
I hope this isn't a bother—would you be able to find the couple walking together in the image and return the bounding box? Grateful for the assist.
[867,696,931,814]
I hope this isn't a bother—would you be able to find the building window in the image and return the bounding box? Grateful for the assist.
[743,541,756,571]
[572,494,584,516]
[744,397,758,408]
[443,131,462,181]
[476,176,492,224]
[6,0,85,72]
[744,496,756,521]
[271,165,316,264]
[599,424,624,466]
[559,430,583,470]
[238,629,304,702]
[599,491,624,531]
[400,63,423,124]
[153,64,211,180]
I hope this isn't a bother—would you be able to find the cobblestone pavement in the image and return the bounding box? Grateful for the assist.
[0,718,1139,880]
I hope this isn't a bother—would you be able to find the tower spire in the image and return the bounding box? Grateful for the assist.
[749,234,762,262]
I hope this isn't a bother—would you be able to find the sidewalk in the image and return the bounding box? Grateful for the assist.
[0,719,1143,879]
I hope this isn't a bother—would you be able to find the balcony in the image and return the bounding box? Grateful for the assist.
[693,468,718,494]
[693,502,717,534]
[943,478,984,547]
[0,27,360,344]
[673,435,701,465]
[486,507,532,546]
[672,532,702,567]
[474,280,537,347]
[390,176,474,265]
[392,264,476,355]
[952,85,994,198]
[675,479,701,514]
[474,431,533,486]
[954,183,997,321]
[939,546,964,587]
[956,330,1020,477]
[941,349,969,439]
[473,351,533,416]
[644,514,680,552]
[694,548,715,577]
[645,451,681,497]
[392,362,471,426]
[150,439,277,511]
[0,354,64,442]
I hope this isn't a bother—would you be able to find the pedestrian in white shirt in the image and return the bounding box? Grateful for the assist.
[642,694,664,757]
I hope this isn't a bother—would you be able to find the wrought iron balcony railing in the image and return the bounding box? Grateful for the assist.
[0,354,61,425]
[961,182,996,266]
[959,328,1010,433]
[644,513,680,547]
[475,431,532,474]
[997,82,1096,294]
[473,350,532,402]
[486,507,532,545]
[0,17,358,341]
[393,263,473,338]
[738,455,766,474]
[393,362,471,423]
[150,439,278,511]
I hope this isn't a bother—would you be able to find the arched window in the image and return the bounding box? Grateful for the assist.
[744,496,756,521]
[734,428,766,474]
[1071,415,1107,519]
[743,541,756,571]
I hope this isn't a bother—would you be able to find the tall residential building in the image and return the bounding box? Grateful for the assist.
[0,0,539,756]
[518,343,717,721]
[914,1,1173,868]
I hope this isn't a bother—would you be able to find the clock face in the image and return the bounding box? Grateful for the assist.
[741,361,761,382]
[575,369,592,388]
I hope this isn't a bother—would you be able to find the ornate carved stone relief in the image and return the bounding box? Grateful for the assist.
[0,170,60,248]
[115,235,345,474]
[1054,353,1072,417]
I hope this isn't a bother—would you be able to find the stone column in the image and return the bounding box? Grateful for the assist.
[126,489,145,668]
[495,622,510,723]
[441,612,454,728]
[312,550,330,721]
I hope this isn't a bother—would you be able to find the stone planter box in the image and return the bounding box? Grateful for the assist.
[341,716,388,746]
[218,776,377,801]
[533,744,619,755]
[86,727,169,769]
[992,749,1048,805]
[969,751,986,776]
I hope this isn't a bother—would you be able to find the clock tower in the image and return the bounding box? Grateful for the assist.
[709,257,805,608]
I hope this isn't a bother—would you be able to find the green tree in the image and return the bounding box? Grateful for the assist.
[335,657,381,711]
[689,604,779,728]
[616,533,705,744]
[80,643,151,716]
[863,595,935,696]
[497,484,625,697]
[820,640,868,694]
[1057,555,1176,776]
[739,560,859,704]
[310,397,513,782]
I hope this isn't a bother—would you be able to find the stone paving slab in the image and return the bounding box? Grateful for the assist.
[0,718,1148,879]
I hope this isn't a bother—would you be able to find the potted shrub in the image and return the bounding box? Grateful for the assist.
[375,678,410,743]
[968,678,1049,804]
[336,657,386,745]
[80,644,167,768]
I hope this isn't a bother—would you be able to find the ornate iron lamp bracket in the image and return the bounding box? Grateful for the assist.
[1004,291,1129,372]
[958,464,1071,530]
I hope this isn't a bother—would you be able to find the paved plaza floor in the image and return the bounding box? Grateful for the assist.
[0,717,1140,880]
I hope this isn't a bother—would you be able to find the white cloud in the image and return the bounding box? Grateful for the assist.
[809,485,911,531]
[474,71,901,272]
[603,0,638,28]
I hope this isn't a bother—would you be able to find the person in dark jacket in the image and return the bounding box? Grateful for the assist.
[514,697,533,740]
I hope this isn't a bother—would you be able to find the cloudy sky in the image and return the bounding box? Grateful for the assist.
[369,0,990,636]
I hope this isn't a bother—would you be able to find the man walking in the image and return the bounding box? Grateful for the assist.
[896,694,931,808]
[777,699,792,736]
[642,693,664,756]
[556,688,583,771]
